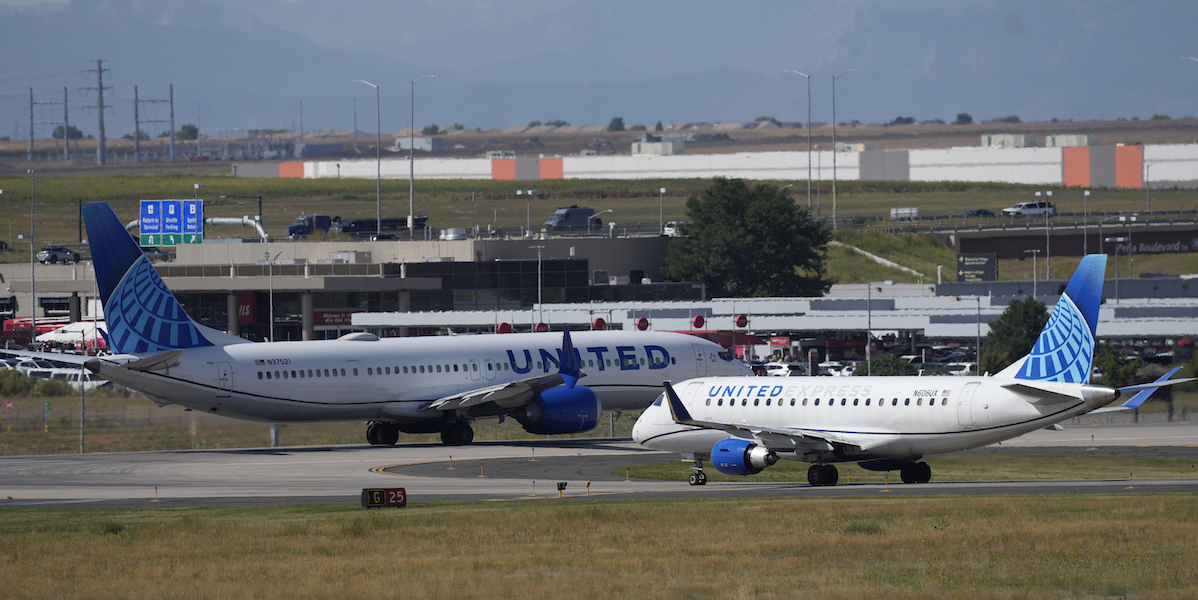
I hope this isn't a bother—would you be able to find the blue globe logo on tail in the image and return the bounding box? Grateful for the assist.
[107,257,213,353]
[1015,254,1106,384]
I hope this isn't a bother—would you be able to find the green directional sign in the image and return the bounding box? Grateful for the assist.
[140,234,161,245]
[161,234,183,246]
[182,233,204,244]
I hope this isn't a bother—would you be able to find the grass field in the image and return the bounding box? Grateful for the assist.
[1,173,1196,282]
[1,495,1196,598]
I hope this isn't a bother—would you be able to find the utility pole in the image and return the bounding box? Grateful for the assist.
[353,98,358,154]
[62,87,70,160]
[29,89,66,162]
[134,86,172,164]
[81,60,112,165]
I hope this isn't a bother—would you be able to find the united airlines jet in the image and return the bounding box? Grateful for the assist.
[633,255,1188,486]
[12,203,749,446]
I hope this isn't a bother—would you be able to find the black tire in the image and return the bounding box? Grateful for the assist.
[440,427,455,445]
[49,255,58,264]
[441,423,474,446]
[900,463,919,484]
[688,472,700,486]
[365,422,380,445]
[917,462,932,483]
[697,472,707,485]
[378,423,399,445]
[823,465,839,486]
[807,465,824,486]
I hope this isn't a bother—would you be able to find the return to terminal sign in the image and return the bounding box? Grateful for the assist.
[140,199,204,246]
[957,253,997,282]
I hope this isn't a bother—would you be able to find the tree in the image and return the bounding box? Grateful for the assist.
[606,117,625,132]
[662,177,832,297]
[953,112,973,125]
[527,120,542,128]
[52,125,83,140]
[122,130,150,141]
[453,123,465,130]
[993,115,1022,124]
[853,354,917,376]
[176,124,199,140]
[979,296,1047,374]
[421,124,440,135]
[885,116,916,126]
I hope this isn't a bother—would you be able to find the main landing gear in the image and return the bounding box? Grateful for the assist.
[688,456,708,486]
[900,461,932,484]
[365,421,399,446]
[807,464,840,487]
[440,422,475,446]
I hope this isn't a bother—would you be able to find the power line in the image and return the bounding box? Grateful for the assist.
[134,84,175,163]
[79,59,112,165]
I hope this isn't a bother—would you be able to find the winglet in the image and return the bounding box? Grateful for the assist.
[558,329,582,388]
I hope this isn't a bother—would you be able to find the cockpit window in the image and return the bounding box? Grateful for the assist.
[717,351,733,362]
[652,394,664,407]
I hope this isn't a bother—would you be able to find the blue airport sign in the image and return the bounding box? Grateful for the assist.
[182,200,204,234]
[162,200,182,235]
[141,199,203,246]
[139,200,162,234]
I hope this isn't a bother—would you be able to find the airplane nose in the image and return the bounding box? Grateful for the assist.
[631,419,645,444]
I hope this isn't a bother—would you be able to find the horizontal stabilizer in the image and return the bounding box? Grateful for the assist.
[1093,367,1193,413]
[124,349,185,372]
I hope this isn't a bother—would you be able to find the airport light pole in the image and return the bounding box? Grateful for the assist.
[589,209,612,236]
[1099,214,1137,290]
[1023,249,1040,298]
[658,188,671,235]
[27,169,35,346]
[784,69,813,209]
[0,189,9,249]
[1104,236,1128,305]
[1083,190,1091,255]
[831,68,859,230]
[410,75,439,239]
[1145,162,1154,214]
[1035,191,1054,279]
[266,251,282,342]
[815,144,821,217]
[517,190,541,238]
[351,80,381,238]
[530,245,545,324]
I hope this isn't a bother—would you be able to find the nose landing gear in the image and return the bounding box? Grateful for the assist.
[687,456,708,485]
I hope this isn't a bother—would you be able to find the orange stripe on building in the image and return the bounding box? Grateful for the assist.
[539,157,563,180]
[279,162,305,178]
[1114,145,1143,189]
[1061,147,1090,187]
[492,159,516,180]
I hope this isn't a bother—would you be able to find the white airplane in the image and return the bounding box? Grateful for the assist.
[632,254,1190,486]
[5,203,749,446]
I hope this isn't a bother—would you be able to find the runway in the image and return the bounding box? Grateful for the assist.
[2,422,1197,509]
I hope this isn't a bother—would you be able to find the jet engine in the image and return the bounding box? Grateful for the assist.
[711,437,778,476]
[515,385,601,434]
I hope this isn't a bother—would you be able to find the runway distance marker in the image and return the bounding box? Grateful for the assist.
[361,487,407,508]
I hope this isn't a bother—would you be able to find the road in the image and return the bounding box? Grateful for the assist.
[1,422,1196,509]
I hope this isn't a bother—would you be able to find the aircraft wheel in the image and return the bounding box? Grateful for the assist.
[698,472,707,485]
[365,422,380,445]
[900,463,919,484]
[917,462,932,483]
[441,423,474,446]
[807,465,824,487]
[823,465,839,486]
[688,472,700,486]
[377,423,399,445]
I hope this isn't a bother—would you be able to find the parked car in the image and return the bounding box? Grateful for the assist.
[960,209,995,218]
[141,247,171,262]
[543,205,601,232]
[1001,201,1055,218]
[36,246,82,264]
[662,221,690,237]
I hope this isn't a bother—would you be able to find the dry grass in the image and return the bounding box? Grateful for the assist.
[0,495,1195,598]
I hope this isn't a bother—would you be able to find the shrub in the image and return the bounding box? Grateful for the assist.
[32,380,73,397]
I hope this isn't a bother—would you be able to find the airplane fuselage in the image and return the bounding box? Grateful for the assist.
[94,331,748,424]
[632,375,1115,463]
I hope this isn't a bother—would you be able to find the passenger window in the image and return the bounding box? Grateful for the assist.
[385,367,390,374]
[420,365,425,373]
[436,365,442,373]
[705,399,711,406]
[503,363,509,371]
[473,364,478,371]
[892,398,898,406]
[299,370,305,378]
[917,398,923,406]
[754,399,759,406]
[308,370,313,377]
[325,369,330,377]
[671,357,676,364]
[941,398,948,406]
[802,398,808,406]
[258,372,263,380]
[814,399,819,406]
[840,399,846,406]
[853,399,858,406]
[453,365,458,372]
[486,363,491,371]
[292,371,297,378]
[368,368,373,375]
[640,358,645,366]
[537,362,543,370]
[353,368,359,376]
[765,399,771,406]
[741,399,747,406]
[341,368,346,376]
[606,359,612,367]
[282,371,288,379]
[904,398,910,405]
[789,399,795,406]
[865,399,870,406]
[717,399,723,406]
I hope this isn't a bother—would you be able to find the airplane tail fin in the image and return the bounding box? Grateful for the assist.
[999,254,1106,383]
[558,329,581,388]
[83,202,239,354]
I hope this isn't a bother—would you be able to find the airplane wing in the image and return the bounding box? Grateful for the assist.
[662,382,863,454]
[423,372,577,412]
[1,349,95,366]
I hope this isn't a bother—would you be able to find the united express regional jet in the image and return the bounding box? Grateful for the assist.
[633,255,1188,486]
[22,203,750,445]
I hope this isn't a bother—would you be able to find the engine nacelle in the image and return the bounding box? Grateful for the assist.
[515,385,601,435]
[711,437,778,476]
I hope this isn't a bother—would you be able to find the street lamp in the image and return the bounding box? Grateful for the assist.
[0,189,9,248]
[351,80,381,238]
[266,250,282,342]
[219,195,264,219]
[410,74,440,239]
[658,188,671,235]
[589,209,613,235]
[815,144,822,217]
[517,190,541,238]
[27,169,34,345]
[1099,214,1137,287]
[865,281,884,376]
[1023,249,1041,298]
[831,68,859,230]
[529,245,545,323]
[784,69,813,209]
[1035,191,1054,279]
[1083,190,1091,255]
[1145,162,1154,214]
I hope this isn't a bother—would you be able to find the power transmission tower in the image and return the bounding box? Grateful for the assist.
[80,59,112,165]
[134,85,174,163]
[29,88,68,162]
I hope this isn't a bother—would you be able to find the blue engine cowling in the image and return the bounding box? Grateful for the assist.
[516,385,601,434]
[712,437,779,476]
